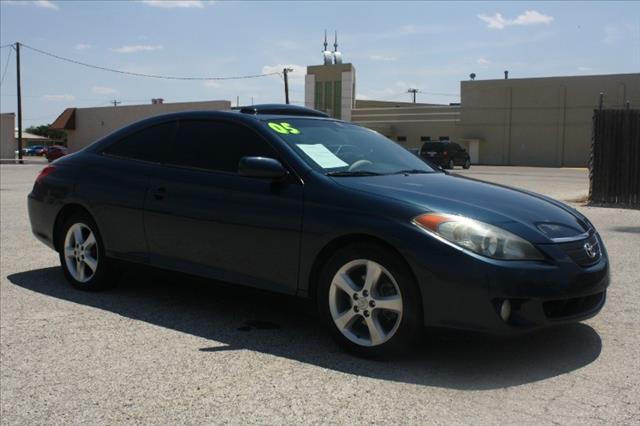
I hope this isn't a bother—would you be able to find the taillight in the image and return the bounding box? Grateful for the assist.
[35,165,56,184]
[443,151,448,155]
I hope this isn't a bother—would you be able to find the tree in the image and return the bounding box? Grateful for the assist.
[25,124,67,144]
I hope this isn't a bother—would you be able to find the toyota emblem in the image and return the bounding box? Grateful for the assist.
[584,242,598,259]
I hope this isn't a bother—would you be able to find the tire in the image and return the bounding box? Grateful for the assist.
[317,243,422,358]
[447,159,455,169]
[463,159,471,169]
[57,211,115,291]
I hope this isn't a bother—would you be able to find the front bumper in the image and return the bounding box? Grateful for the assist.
[406,230,610,334]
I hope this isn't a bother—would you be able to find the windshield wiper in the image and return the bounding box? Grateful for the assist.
[392,169,432,175]
[326,170,383,177]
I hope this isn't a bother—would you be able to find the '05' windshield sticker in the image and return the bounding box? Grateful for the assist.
[268,122,301,135]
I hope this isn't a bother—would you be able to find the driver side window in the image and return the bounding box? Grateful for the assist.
[168,120,278,173]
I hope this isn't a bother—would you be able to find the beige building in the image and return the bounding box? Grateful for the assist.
[459,73,639,166]
[348,74,639,167]
[1,113,16,159]
[52,99,231,152]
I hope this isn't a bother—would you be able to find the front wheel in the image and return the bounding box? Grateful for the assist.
[463,159,471,169]
[58,211,114,291]
[317,243,422,357]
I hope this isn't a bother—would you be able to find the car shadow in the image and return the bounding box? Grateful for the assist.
[7,266,602,390]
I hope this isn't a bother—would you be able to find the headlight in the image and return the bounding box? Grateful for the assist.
[412,213,544,260]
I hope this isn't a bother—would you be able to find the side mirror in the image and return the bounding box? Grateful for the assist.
[238,156,288,179]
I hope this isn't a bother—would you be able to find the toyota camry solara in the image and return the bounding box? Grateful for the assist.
[28,104,609,357]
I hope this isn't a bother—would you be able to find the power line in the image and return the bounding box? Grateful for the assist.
[19,43,282,81]
[0,46,12,87]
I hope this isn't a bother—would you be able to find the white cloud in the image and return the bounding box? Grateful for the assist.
[42,94,75,101]
[3,0,59,9]
[369,55,397,62]
[578,66,593,72]
[478,10,553,30]
[110,44,163,53]
[204,81,220,88]
[513,10,554,26]
[141,0,211,8]
[75,43,91,50]
[91,86,118,95]
[477,57,491,66]
[34,0,58,9]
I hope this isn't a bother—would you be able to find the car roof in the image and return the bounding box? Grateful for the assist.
[128,105,335,127]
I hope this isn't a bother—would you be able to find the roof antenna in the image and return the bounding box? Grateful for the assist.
[333,30,343,64]
[322,30,332,65]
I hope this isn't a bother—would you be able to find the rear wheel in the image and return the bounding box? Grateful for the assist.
[317,243,421,357]
[447,159,455,169]
[58,211,115,290]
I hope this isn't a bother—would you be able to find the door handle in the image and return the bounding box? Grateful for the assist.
[153,187,166,201]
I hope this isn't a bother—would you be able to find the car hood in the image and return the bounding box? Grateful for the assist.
[332,173,590,244]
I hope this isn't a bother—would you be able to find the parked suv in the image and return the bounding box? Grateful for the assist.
[420,141,471,169]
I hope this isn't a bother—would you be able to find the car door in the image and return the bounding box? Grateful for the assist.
[143,119,303,295]
[80,120,176,263]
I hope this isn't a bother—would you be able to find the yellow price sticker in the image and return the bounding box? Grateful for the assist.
[268,122,301,135]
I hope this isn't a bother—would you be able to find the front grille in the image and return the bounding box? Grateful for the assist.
[558,233,601,267]
[543,292,605,319]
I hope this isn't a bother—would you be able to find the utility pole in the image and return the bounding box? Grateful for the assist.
[16,42,23,164]
[407,88,419,104]
[110,99,121,107]
[283,67,293,104]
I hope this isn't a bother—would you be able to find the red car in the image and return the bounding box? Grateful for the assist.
[45,145,68,162]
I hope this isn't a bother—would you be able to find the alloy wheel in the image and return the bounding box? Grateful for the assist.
[63,223,99,283]
[328,259,403,347]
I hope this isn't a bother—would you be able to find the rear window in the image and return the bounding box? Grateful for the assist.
[421,142,445,152]
[102,122,176,163]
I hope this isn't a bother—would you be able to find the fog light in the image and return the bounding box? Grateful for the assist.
[500,299,512,322]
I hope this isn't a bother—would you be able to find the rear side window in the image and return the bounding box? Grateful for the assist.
[103,122,176,163]
[168,120,277,173]
[421,142,444,152]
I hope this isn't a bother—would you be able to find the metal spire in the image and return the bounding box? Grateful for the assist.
[323,30,328,51]
[334,31,338,51]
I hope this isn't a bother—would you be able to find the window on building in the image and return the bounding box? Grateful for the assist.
[333,80,342,119]
[168,120,277,173]
[397,136,407,142]
[420,136,431,142]
[315,81,324,111]
[439,136,450,141]
[102,121,176,163]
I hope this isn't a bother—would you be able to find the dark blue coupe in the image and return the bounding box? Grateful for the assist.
[28,105,609,357]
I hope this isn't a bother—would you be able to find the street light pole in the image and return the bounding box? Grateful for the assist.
[283,67,293,104]
[16,42,23,164]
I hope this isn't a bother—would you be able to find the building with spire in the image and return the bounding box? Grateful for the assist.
[305,31,356,121]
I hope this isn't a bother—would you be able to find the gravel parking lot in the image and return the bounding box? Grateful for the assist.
[1,164,639,425]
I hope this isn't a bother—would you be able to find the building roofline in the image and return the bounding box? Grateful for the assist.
[462,72,640,84]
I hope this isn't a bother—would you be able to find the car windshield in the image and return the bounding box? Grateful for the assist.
[263,118,436,176]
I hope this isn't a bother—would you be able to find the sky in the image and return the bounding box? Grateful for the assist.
[0,0,638,127]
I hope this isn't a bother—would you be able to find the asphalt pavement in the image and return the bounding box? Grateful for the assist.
[1,164,638,425]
